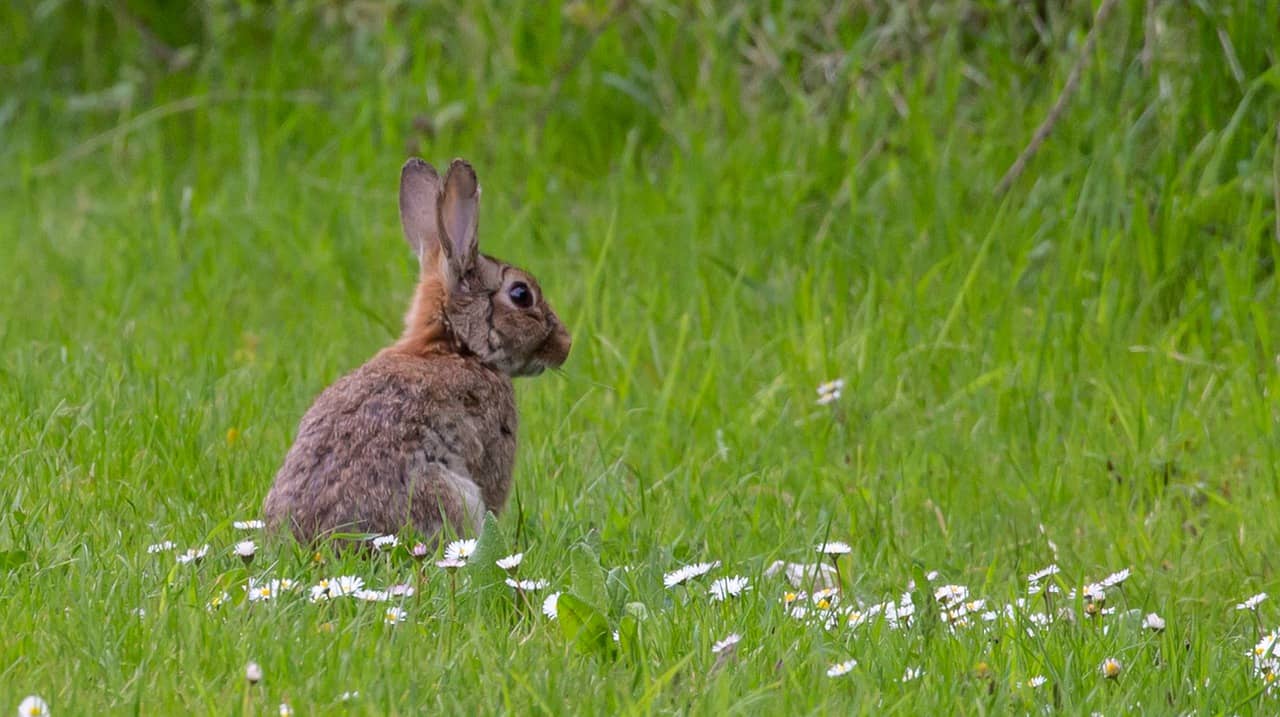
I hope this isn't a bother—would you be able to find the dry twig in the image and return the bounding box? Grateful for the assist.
[994,0,1120,196]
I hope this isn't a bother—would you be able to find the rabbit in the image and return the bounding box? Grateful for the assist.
[263,158,571,545]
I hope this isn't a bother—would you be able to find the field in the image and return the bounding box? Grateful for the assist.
[3,1,1280,713]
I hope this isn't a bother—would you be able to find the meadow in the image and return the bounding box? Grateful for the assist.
[2,1,1279,713]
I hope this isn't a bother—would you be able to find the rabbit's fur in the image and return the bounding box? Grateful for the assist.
[263,158,571,544]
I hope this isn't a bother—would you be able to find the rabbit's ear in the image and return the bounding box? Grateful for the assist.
[437,159,480,275]
[399,158,443,261]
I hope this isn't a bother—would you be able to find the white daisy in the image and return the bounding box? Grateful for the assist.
[176,544,210,565]
[1082,583,1106,602]
[278,703,293,717]
[901,666,923,682]
[333,575,364,597]
[443,539,478,562]
[711,633,742,653]
[496,553,524,572]
[247,578,283,602]
[147,540,175,554]
[17,696,49,717]
[765,561,836,588]
[436,558,466,571]
[1027,675,1047,688]
[811,587,840,608]
[505,578,549,591]
[1236,593,1268,611]
[245,661,263,684]
[388,583,415,597]
[355,589,391,602]
[411,542,430,559]
[1101,568,1131,587]
[1143,612,1166,631]
[816,378,845,405]
[709,576,750,602]
[234,540,256,563]
[663,561,721,588]
[542,592,560,619]
[206,592,231,610]
[383,606,407,625]
[933,584,968,606]
[826,659,857,677]
[234,520,265,530]
[1100,657,1123,679]
[1027,564,1059,583]
[371,534,399,550]
[816,541,852,556]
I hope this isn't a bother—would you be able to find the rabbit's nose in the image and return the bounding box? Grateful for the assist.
[537,317,571,368]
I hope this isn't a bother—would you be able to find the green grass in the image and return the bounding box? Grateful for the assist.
[3,0,1280,713]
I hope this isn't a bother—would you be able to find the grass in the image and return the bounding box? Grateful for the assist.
[2,0,1279,713]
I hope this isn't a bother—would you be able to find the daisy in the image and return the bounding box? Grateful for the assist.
[709,576,750,602]
[816,541,852,556]
[496,553,524,573]
[711,633,742,654]
[826,659,857,677]
[505,578,549,591]
[1143,612,1166,631]
[147,540,175,554]
[278,704,293,717]
[17,696,49,717]
[811,587,840,608]
[443,539,478,562]
[206,592,231,610]
[245,661,263,684]
[933,584,968,606]
[1100,657,1123,679]
[234,540,256,564]
[388,583,415,597]
[1101,568,1131,587]
[1027,675,1047,688]
[764,560,838,589]
[436,558,466,571]
[542,592,560,619]
[1236,593,1268,611]
[1253,630,1280,662]
[782,591,808,605]
[411,542,430,560]
[816,379,845,405]
[234,520,265,530]
[333,575,364,597]
[383,606,407,625]
[176,544,209,565]
[355,589,391,602]
[1027,564,1059,583]
[1082,583,1106,602]
[247,578,281,602]
[371,534,399,550]
[663,561,720,589]
[902,666,923,682]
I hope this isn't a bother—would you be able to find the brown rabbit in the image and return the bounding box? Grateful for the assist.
[263,158,571,544]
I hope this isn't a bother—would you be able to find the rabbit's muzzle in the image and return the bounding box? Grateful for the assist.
[523,315,571,376]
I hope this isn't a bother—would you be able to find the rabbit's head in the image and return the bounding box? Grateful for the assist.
[397,158,571,376]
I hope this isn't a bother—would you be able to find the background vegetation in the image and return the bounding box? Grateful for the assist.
[2,0,1278,712]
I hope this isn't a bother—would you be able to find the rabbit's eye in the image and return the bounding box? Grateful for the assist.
[507,282,534,308]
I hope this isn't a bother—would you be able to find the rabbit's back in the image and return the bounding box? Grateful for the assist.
[263,351,516,542]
